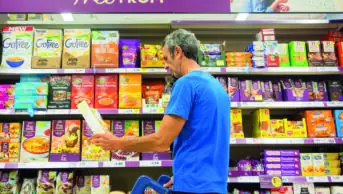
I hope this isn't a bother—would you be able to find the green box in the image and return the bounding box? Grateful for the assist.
[198,44,226,67]
[278,43,291,67]
[289,41,308,67]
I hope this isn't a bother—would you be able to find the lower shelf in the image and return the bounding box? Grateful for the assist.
[228,176,343,183]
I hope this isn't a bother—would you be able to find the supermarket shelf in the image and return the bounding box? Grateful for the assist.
[228,176,343,183]
[0,160,173,169]
[0,67,342,75]
[231,101,343,109]
[230,138,343,145]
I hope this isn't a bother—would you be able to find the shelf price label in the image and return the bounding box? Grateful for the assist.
[313,138,335,144]
[331,176,343,182]
[313,176,329,182]
[259,175,283,189]
[64,69,86,74]
[110,161,125,167]
[118,109,140,114]
[140,161,162,167]
[105,68,125,73]
[230,139,237,144]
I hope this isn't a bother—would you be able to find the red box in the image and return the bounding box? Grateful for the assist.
[321,32,343,42]
[71,75,95,109]
[256,28,276,41]
[95,74,118,109]
[336,42,343,67]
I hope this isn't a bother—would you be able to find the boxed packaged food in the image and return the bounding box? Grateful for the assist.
[8,14,27,21]
[0,97,14,109]
[281,79,309,101]
[15,82,48,96]
[230,109,244,138]
[324,160,340,168]
[324,153,339,160]
[321,31,343,42]
[82,120,111,161]
[20,74,50,83]
[20,178,36,194]
[250,160,264,176]
[321,41,337,66]
[119,74,142,109]
[141,44,164,68]
[239,80,252,102]
[74,176,91,194]
[335,42,343,67]
[264,157,299,163]
[300,153,313,176]
[55,171,73,194]
[215,76,228,93]
[20,121,51,162]
[119,39,140,68]
[226,52,252,67]
[95,75,118,109]
[265,169,301,176]
[264,150,300,157]
[0,171,19,194]
[71,75,95,109]
[14,96,48,110]
[50,120,81,162]
[272,81,283,101]
[331,186,343,194]
[141,120,171,160]
[112,120,139,161]
[278,43,291,67]
[253,109,270,138]
[198,44,225,67]
[314,187,330,194]
[262,81,274,101]
[325,167,341,175]
[306,81,329,101]
[293,183,315,194]
[91,175,110,194]
[250,80,263,101]
[334,110,343,137]
[32,29,63,68]
[284,118,307,138]
[0,85,15,98]
[305,110,336,138]
[62,29,91,69]
[306,41,323,67]
[270,120,285,137]
[48,75,72,109]
[271,186,293,194]
[312,153,325,176]
[142,81,164,112]
[264,41,279,67]
[77,101,108,135]
[91,31,119,68]
[247,41,265,52]
[1,26,34,69]
[264,162,300,170]
[328,81,343,101]
[289,41,308,67]
[37,170,56,194]
[228,77,240,102]
[256,29,275,41]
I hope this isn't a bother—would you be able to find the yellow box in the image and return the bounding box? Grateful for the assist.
[324,153,339,160]
[230,109,244,138]
[312,153,325,176]
[300,153,313,176]
[270,119,285,138]
[284,118,307,138]
[325,168,341,175]
[253,109,271,138]
[324,160,340,168]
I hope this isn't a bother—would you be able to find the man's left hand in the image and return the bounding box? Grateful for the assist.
[92,131,120,151]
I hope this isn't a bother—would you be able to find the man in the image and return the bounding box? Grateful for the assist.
[93,29,230,194]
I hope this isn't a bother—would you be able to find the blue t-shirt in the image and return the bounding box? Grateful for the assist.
[165,70,230,193]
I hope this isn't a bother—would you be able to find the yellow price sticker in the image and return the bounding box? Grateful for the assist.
[271,176,282,188]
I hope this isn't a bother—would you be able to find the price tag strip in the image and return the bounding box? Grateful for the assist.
[140,160,162,167]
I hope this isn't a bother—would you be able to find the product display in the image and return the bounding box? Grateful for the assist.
[91,31,119,68]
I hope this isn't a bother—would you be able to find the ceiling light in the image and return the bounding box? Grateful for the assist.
[61,13,74,21]
[235,13,249,21]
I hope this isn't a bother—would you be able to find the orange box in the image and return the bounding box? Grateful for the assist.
[305,110,336,138]
[91,31,119,68]
[119,74,142,109]
[71,75,95,109]
[95,75,118,109]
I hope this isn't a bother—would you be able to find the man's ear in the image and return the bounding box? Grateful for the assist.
[175,46,183,58]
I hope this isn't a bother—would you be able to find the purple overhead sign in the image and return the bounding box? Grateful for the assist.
[0,0,230,13]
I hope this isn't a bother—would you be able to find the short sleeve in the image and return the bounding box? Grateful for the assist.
[165,79,194,120]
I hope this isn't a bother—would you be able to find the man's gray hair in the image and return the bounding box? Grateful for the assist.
[163,29,199,61]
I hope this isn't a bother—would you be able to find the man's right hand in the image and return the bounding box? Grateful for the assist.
[163,176,173,189]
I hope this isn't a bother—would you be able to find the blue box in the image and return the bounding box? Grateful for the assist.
[334,110,343,137]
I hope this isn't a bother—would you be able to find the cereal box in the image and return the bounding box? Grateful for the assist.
[112,120,139,161]
[82,120,111,161]
[140,44,164,68]
[253,109,270,138]
[55,172,73,194]
[281,79,309,101]
[95,75,118,109]
[50,120,81,162]
[306,81,329,101]
[1,26,34,69]
[334,110,343,137]
[270,120,285,138]
[264,41,279,67]
[91,175,110,194]
[119,74,142,109]
[20,121,51,162]
[32,29,63,68]
[62,29,91,69]
[91,31,119,68]
[230,109,244,138]
[142,81,164,112]
[300,153,313,176]
[48,75,72,109]
[312,153,325,176]
[284,118,307,138]
[305,110,336,138]
[71,75,95,109]
[74,176,91,194]
[228,77,239,102]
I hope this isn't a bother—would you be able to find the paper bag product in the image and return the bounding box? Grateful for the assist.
[272,81,283,101]
[32,29,63,68]
[74,176,91,194]
[228,77,239,102]
[253,109,270,138]
[142,81,164,112]
[321,41,338,66]
[91,175,110,194]
[293,183,315,194]
[284,118,308,138]
[306,41,323,67]
[0,171,19,194]
[55,172,73,194]
[119,40,140,68]
[230,109,244,138]
[50,120,81,162]
[289,41,308,67]
[91,31,119,68]
[95,75,118,109]
[119,74,142,109]
[1,26,34,69]
[239,80,251,102]
[20,121,51,162]
[328,81,343,101]
[334,110,343,137]
[305,110,336,138]
[277,43,290,67]
[37,170,56,194]
[62,29,91,69]
[300,153,313,176]
[112,120,139,161]
[71,75,95,109]
[140,44,164,68]
[264,41,279,67]
[48,75,72,109]
[250,80,263,101]
[82,120,111,161]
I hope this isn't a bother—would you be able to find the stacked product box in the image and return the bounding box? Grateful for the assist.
[198,44,225,67]
[0,85,15,109]
[230,109,244,138]
[278,43,291,67]
[228,77,240,102]
[283,118,307,138]
[226,52,252,67]
[321,41,338,66]
[239,80,262,102]
[306,81,329,102]
[0,123,21,162]
[306,41,324,67]
[300,153,340,176]
[280,79,309,101]
[289,41,308,67]
[334,110,343,137]
[264,150,301,176]
[256,29,276,41]
[305,110,336,138]
[14,82,48,110]
[246,41,265,68]
[229,159,264,177]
